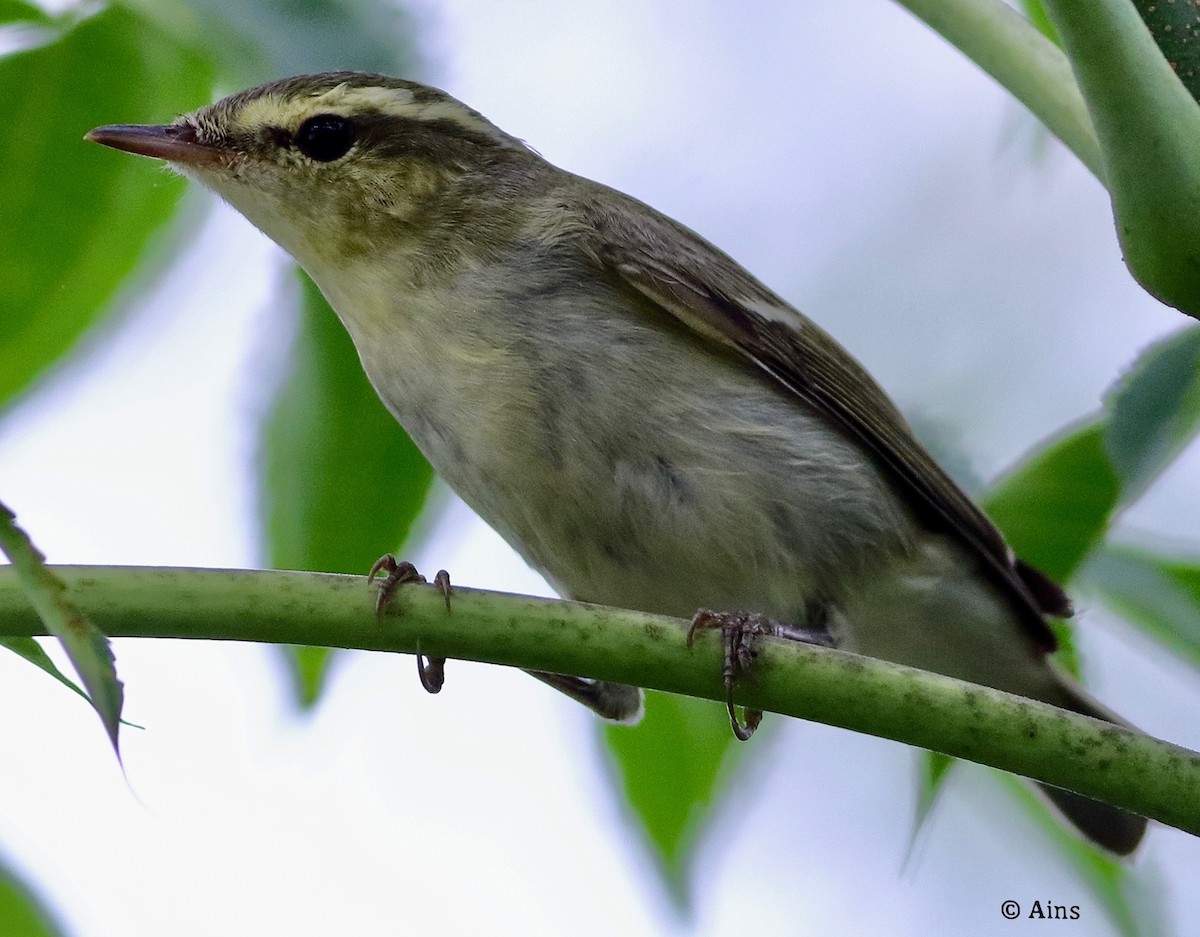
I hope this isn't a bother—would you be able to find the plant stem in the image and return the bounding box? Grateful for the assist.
[1,564,1197,838]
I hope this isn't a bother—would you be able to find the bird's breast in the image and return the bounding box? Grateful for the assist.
[314,255,917,622]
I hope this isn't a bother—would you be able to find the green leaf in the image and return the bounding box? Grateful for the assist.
[601,692,746,908]
[1104,325,1200,504]
[0,502,123,754]
[0,4,214,416]
[0,636,142,729]
[282,645,336,709]
[905,750,956,865]
[1041,0,1200,315]
[120,0,417,86]
[982,421,1116,680]
[0,0,50,25]
[0,636,89,700]
[0,856,72,937]
[1047,617,1081,679]
[260,272,434,706]
[984,420,1119,583]
[1083,544,1200,672]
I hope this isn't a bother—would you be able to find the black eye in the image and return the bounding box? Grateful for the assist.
[295,114,356,162]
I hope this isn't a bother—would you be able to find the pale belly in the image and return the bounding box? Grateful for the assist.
[335,272,917,627]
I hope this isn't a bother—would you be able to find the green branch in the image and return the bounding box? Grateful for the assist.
[1,565,1198,837]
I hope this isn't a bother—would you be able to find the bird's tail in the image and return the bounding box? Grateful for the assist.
[1031,679,1147,855]
[844,542,1147,854]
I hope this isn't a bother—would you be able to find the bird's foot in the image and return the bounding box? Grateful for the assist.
[687,606,836,741]
[369,554,452,694]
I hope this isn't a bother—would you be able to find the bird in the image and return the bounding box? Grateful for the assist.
[86,71,1146,854]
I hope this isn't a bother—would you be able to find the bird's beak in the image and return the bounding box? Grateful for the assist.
[84,123,224,166]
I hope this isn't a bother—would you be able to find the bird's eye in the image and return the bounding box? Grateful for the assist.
[295,114,356,162]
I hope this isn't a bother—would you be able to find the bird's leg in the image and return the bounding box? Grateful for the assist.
[369,554,451,694]
[369,556,642,719]
[687,603,836,741]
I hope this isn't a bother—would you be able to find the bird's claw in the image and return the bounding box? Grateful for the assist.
[369,555,422,614]
[414,640,446,694]
[687,607,835,741]
[370,554,452,695]
[687,610,771,740]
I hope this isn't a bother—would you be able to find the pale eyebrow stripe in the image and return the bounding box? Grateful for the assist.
[214,83,529,152]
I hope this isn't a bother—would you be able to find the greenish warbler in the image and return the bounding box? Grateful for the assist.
[87,72,1145,854]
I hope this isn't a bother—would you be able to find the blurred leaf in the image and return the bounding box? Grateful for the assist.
[260,273,434,706]
[0,637,89,701]
[1083,544,1200,672]
[1047,617,1080,679]
[284,645,337,709]
[1002,776,1157,937]
[982,328,1200,597]
[602,692,746,907]
[1104,325,1200,504]
[119,0,418,87]
[0,855,72,937]
[0,502,123,755]
[0,0,50,24]
[0,4,214,417]
[984,421,1118,583]
[905,751,956,865]
[1133,0,1200,102]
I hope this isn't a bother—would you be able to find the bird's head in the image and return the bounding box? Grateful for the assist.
[87,72,540,272]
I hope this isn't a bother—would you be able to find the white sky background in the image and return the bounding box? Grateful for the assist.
[1,2,1199,935]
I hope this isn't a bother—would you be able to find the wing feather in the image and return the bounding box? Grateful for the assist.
[578,191,1067,647]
